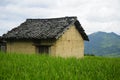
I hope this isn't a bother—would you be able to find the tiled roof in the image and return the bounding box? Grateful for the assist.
[3,17,89,41]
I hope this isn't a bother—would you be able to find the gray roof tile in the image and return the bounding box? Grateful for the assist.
[3,16,89,41]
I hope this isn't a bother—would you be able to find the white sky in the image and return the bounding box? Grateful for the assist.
[0,0,120,36]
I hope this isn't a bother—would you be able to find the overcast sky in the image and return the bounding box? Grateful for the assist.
[0,0,120,36]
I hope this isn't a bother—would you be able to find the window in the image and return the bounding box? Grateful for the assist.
[37,46,49,54]
[0,45,6,52]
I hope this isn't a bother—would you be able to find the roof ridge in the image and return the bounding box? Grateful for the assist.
[26,16,77,21]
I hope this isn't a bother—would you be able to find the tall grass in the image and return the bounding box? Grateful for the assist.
[0,52,120,80]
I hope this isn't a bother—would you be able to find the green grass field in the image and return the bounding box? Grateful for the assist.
[0,52,120,80]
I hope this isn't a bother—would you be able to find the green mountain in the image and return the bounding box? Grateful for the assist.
[85,31,120,56]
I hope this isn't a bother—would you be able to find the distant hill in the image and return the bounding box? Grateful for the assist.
[85,31,120,57]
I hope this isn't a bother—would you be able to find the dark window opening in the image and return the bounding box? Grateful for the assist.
[37,46,49,54]
[0,45,6,52]
[0,41,6,52]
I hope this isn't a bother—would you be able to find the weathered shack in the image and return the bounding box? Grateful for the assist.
[2,16,89,58]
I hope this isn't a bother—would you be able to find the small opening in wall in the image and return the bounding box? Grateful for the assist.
[36,46,50,54]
